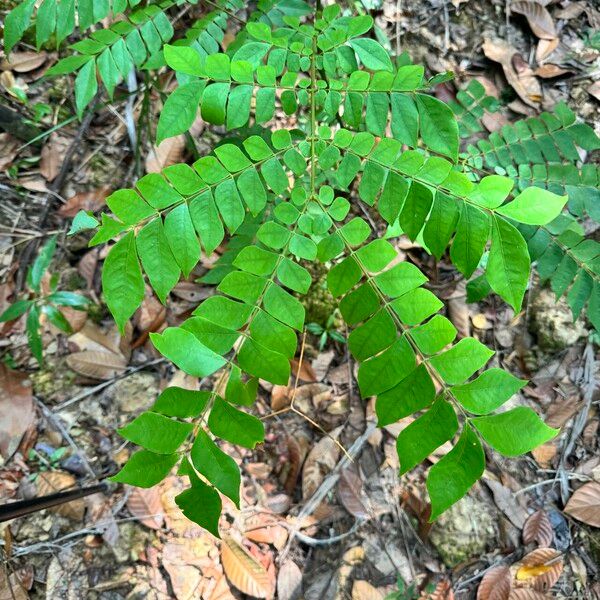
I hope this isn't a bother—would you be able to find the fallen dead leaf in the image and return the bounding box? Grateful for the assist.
[40,134,69,182]
[0,365,35,460]
[302,426,342,500]
[58,187,110,217]
[564,481,600,527]
[514,548,563,592]
[126,486,164,529]
[535,38,558,62]
[0,134,20,171]
[1,51,48,73]
[277,560,302,600]
[483,38,542,107]
[36,471,85,520]
[338,467,369,519]
[0,567,29,600]
[477,565,512,600]
[352,580,386,600]
[508,590,550,600]
[554,2,585,19]
[419,579,454,600]
[523,510,553,547]
[531,443,557,468]
[588,81,600,102]
[220,534,272,599]
[511,1,557,39]
[243,513,288,550]
[66,350,127,380]
[291,357,317,382]
[145,135,186,173]
[534,64,571,78]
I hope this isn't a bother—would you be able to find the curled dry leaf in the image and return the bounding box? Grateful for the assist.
[511,1,557,39]
[564,481,600,527]
[523,510,553,546]
[36,471,85,520]
[243,513,288,550]
[514,548,563,592]
[0,364,35,460]
[338,467,369,519]
[220,534,272,599]
[477,565,512,600]
[483,38,542,107]
[58,187,110,217]
[276,560,302,600]
[66,350,127,380]
[126,486,164,529]
[535,38,558,62]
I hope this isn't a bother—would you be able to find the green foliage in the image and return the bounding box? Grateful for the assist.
[40,1,597,536]
[0,236,89,364]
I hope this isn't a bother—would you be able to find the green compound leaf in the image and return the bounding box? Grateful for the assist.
[110,449,179,488]
[427,424,485,520]
[471,407,558,456]
[102,231,145,334]
[496,187,568,225]
[118,411,193,454]
[191,429,241,507]
[452,368,526,415]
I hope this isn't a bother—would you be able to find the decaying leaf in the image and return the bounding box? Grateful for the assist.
[0,568,29,600]
[534,64,570,78]
[477,565,511,600]
[243,513,288,550]
[302,426,343,499]
[564,482,600,527]
[58,188,110,217]
[514,548,563,592]
[0,134,20,171]
[36,471,85,520]
[419,579,454,600]
[338,467,369,519]
[352,580,386,600]
[531,443,557,468]
[0,51,48,73]
[126,486,164,529]
[276,560,302,600]
[0,365,35,461]
[522,510,553,547]
[145,135,186,173]
[483,38,542,107]
[66,350,127,380]
[291,357,317,382]
[511,2,557,39]
[40,134,69,182]
[220,534,272,599]
[535,38,558,62]
[508,590,550,600]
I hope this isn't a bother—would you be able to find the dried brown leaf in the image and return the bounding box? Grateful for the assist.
[535,38,558,62]
[220,534,272,599]
[477,566,511,600]
[243,513,288,550]
[554,2,585,19]
[126,486,164,529]
[338,467,369,519]
[564,481,600,527]
[508,591,550,600]
[522,510,553,546]
[40,134,69,182]
[530,443,557,468]
[291,358,317,382]
[145,135,185,173]
[511,1,557,39]
[0,365,34,460]
[419,579,454,600]
[209,575,236,600]
[58,187,110,217]
[0,134,20,170]
[277,560,302,600]
[36,471,85,520]
[66,350,127,380]
[515,548,563,592]
[0,567,29,600]
[302,426,342,500]
[534,64,571,78]
[485,478,528,528]
[1,51,47,73]
[352,580,386,600]
[284,432,310,495]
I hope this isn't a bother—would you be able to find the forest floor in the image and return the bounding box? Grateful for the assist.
[0,0,599,599]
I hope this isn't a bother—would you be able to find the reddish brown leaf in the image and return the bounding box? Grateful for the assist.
[0,365,34,461]
[522,510,553,547]
[126,486,164,529]
[419,579,454,600]
[511,1,557,39]
[220,534,272,599]
[515,548,563,592]
[564,482,600,527]
[337,467,369,519]
[291,358,317,382]
[58,187,110,217]
[477,566,511,600]
[36,471,85,520]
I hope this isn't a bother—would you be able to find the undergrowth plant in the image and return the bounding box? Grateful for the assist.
[6,0,600,535]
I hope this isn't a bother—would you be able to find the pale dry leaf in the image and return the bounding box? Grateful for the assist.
[0,567,29,600]
[220,534,272,599]
[145,135,185,173]
[311,349,334,381]
[1,51,47,73]
[243,513,288,550]
[58,187,110,217]
[483,38,542,107]
[554,2,585,19]
[535,38,558,62]
[209,575,236,600]
[545,395,582,428]
[337,467,369,519]
[485,478,528,528]
[302,426,343,500]
[514,548,563,592]
[36,471,85,520]
[508,591,550,600]
[291,357,317,382]
[277,560,302,600]
[17,177,47,192]
[126,486,164,529]
[271,385,290,411]
[66,350,127,379]
[531,443,557,468]
[477,565,512,600]
[523,510,553,546]
[534,64,570,78]
[588,81,600,102]
[352,580,386,600]
[0,365,34,460]
[40,134,69,182]
[564,481,600,527]
[511,1,557,39]
[0,134,20,170]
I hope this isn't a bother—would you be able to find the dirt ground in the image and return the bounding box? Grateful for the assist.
[0,0,599,598]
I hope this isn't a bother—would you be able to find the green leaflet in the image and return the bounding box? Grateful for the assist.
[496,187,568,225]
[110,449,179,488]
[208,397,265,449]
[471,407,558,456]
[157,82,204,143]
[118,412,193,454]
[429,338,494,385]
[415,94,459,161]
[152,387,211,418]
[486,216,530,312]
[348,38,393,72]
[102,231,145,333]
[427,424,485,520]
